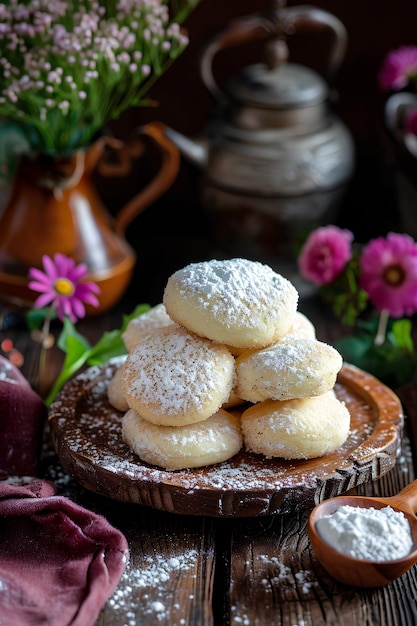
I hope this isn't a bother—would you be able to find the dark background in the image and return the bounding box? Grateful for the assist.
[101,0,417,305]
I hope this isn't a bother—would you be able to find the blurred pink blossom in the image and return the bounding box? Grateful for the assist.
[378,45,417,91]
[359,232,417,318]
[298,225,354,286]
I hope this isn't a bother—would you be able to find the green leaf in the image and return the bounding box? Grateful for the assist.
[389,318,414,351]
[46,303,151,405]
[120,303,151,332]
[335,335,371,363]
[45,334,92,407]
[58,317,91,352]
[86,303,151,365]
[319,259,369,327]
[26,307,57,331]
[86,328,127,365]
[336,326,417,387]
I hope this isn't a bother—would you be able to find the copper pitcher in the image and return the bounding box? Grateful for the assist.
[0,122,179,314]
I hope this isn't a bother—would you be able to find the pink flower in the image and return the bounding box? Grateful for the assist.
[359,232,417,318]
[28,253,101,322]
[378,45,417,91]
[298,225,354,286]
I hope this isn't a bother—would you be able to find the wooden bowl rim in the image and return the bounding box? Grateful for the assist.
[49,360,404,517]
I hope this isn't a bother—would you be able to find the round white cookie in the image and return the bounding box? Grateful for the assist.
[163,258,299,349]
[121,326,235,426]
[107,366,129,412]
[241,392,350,459]
[122,303,178,352]
[285,311,316,340]
[235,337,343,403]
[122,407,243,470]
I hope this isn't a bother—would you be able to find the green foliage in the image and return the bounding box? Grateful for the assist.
[45,303,150,406]
[336,317,417,387]
[319,254,368,326]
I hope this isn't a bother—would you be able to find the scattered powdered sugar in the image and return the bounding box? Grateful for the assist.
[256,554,317,593]
[107,549,198,624]
[316,504,413,561]
[122,327,233,416]
[230,555,317,625]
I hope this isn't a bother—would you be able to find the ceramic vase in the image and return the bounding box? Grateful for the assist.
[0,122,179,314]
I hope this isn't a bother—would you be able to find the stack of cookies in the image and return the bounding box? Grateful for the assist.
[108,258,350,471]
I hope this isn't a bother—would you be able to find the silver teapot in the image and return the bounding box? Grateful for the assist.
[164,2,355,290]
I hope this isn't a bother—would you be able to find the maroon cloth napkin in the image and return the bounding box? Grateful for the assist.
[0,355,47,478]
[0,479,129,626]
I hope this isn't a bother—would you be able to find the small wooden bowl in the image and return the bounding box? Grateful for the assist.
[308,480,417,587]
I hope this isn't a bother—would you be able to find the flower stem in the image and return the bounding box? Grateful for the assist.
[374,309,389,346]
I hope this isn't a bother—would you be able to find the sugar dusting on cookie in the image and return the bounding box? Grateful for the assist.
[163,258,299,348]
[121,326,234,425]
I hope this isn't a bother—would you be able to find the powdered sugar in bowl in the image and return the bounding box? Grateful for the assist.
[308,479,417,587]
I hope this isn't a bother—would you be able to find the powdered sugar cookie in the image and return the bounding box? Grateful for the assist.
[122,303,178,352]
[235,337,342,403]
[241,392,350,459]
[163,258,298,349]
[121,326,235,426]
[122,407,243,470]
[223,387,246,410]
[286,311,316,340]
[107,366,129,412]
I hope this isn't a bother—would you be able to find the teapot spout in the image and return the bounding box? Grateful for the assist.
[163,126,208,169]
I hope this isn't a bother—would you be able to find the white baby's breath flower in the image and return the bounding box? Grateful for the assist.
[0,0,200,154]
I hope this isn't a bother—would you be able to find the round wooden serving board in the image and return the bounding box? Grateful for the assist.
[49,360,404,518]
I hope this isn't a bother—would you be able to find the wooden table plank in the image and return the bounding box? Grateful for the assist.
[94,508,216,626]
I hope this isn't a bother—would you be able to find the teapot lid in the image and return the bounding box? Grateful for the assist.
[226,62,328,110]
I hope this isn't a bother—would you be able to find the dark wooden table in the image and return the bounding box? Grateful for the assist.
[3,292,417,626]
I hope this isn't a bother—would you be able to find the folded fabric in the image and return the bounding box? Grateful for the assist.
[0,479,129,626]
[0,355,47,478]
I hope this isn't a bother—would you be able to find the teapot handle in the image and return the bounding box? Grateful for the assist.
[201,4,348,101]
[96,122,180,237]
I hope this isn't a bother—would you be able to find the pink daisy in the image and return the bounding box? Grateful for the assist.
[359,232,417,318]
[28,253,101,322]
[298,225,354,286]
[378,45,417,91]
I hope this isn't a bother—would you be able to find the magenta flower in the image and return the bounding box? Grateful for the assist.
[28,253,101,322]
[359,232,417,318]
[298,225,354,286]
[378,45,417,91]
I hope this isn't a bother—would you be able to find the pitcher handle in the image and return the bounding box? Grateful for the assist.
[201,4,347,101]
[97,122,180,238]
